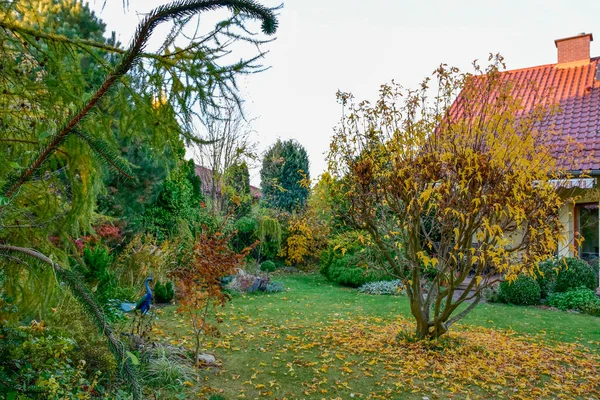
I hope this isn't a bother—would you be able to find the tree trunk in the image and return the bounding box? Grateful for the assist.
[410,294,449,340]
[431,319,448,338]
[410,292,432,339]
[413,314,448,340]
[414,316,431,340]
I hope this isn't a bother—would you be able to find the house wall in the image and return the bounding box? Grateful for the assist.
[496,201,577,259]
[558,202,575,257]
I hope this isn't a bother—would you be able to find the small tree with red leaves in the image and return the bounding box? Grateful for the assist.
[171,230,254,365]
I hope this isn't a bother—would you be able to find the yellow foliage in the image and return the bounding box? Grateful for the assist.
[162,311,600,398]
[328,56,571,336]
[279,205,331,268]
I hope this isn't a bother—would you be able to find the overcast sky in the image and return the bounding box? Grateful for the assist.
[89,0,600,185]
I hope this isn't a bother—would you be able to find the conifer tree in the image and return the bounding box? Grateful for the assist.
[260,139,310,213]
[224,161,252,218]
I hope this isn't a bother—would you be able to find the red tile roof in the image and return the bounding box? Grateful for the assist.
[250,185,262,199]
[495,57,600,171]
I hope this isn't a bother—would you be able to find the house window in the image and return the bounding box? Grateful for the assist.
[577,203,599,260]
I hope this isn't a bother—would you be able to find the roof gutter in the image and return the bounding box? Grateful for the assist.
[565,169,600,177]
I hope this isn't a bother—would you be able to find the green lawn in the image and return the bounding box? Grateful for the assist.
[157,273,600,399]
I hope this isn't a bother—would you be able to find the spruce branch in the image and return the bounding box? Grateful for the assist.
[73,129,135,180]
[0,245,143,400]
[0,20,174,65]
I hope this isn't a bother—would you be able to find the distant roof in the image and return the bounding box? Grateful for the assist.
[194,164,261,199]
[494,57,600,171]
[194,164,220,196]
[250,185,262,199]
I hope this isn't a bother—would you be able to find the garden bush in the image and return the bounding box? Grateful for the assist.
[260,260,276,272]
[554,257,597,292]
[232,216,258,253]
[79,245,116,302]
[326,255,391,288]
[0,322,112,398]
[114,234,178,289]
[581,301,600,317]
[483,286,501,303]
[359,280,404,295]
[46,303,118,372]
[320,231,392,287]
[548,287,600,311]
[535,258,556,298]
[154,281,175,303]
[498,275,541,305]
[537,257,597,296]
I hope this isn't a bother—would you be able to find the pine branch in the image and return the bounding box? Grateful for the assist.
[0,138,70,157]
[0,245,143,400]
[73,129,135,180]
[0,20,174,65]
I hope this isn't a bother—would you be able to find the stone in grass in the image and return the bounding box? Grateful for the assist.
[248,276,269,293]
[197,353,217,366]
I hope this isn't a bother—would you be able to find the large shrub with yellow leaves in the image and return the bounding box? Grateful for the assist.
[279,207,330,269]
[328,57,567,339]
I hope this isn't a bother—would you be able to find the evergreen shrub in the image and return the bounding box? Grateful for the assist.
[498,275,541,306]
[548,287,600,311]
[553,258,597,293]
[154,281,175,304]
[260,260,276,272]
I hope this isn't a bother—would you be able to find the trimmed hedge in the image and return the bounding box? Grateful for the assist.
[321,253,391,288]
[260,260,276,272]
[498,275,541,306]
[320,231,395,287]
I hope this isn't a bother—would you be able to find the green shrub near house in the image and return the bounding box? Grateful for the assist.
[498,275,541,306]
[536,257,597,297]
[548,287,600,312]
[581,301,600,317]
[536,259,557,299]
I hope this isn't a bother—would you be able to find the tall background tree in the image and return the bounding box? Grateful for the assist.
[194,105,257,214]
[260,139,310,213]
[224,161,252,218]
[328,57,567,340]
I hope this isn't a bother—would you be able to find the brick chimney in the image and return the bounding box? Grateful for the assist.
[555,33,593,64]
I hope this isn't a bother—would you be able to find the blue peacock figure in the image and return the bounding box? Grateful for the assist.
[121,276,153,315]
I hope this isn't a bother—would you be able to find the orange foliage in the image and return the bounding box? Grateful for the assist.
[170,229,254,365]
